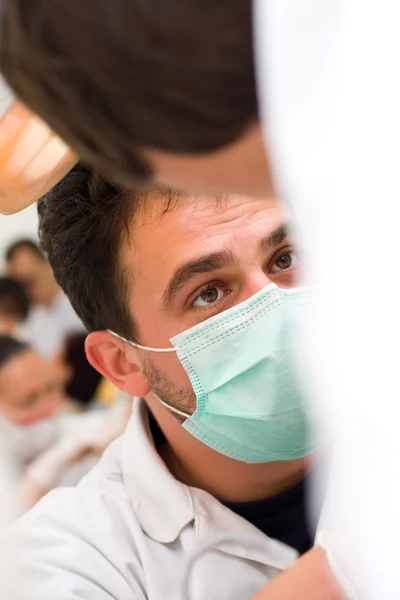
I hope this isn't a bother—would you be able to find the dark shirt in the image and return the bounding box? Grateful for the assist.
[225,475,315,555]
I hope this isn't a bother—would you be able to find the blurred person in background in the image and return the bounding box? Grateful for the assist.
[0,275,30,337]
[0,334,132,517]
[63,331,103,408]
[5,238,85,357]
[0,277,67,378]
[0,275,117,409]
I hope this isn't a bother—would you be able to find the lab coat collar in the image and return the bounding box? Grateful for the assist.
[191,487,298,570]
[121,399,298,570]
[121,398,195,544]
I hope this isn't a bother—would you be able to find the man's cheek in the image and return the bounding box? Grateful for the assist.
[148,354,191,387]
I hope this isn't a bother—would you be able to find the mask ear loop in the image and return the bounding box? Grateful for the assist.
[108,332,190,418]
[153,393,191,419]
[181,533,274,600]
[108,330,176,353]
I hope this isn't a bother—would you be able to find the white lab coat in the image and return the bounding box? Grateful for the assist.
[0,401,132,525]
[7,398,298,600]
[0,409,102,486]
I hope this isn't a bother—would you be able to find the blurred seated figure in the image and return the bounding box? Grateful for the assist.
[63,332,103,408]
[0,277,74,385]
[0,276,31,337]
[5,238,85,357]
[0,335,132,517]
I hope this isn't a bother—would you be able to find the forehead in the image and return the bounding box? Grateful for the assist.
[121,194,285,288]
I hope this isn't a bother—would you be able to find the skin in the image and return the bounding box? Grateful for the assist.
[252,547,345,600]
[0,313,19,334]
[142,123,274,197]
[7,248,60,307]
[0,350,65,425]
[87,195,315,503]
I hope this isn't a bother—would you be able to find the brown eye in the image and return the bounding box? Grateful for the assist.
[271,250,298,273]
[193,286,224,307]
[201,288,219,303]
[276,252,292,269]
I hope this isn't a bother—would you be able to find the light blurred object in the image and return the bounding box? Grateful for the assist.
[0,79,77,215]
[95,377,121,407]
[256,1,400,598]
[0,435,21,598]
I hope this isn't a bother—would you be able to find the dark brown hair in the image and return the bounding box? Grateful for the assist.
[0,335,28,369]
[1,0,257,186]
[38,163,136,338]
[38,163,180,340]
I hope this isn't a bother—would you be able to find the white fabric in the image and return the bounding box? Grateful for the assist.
[25,412,105,490]
[30,399,132,490]
[316,530,357,600]
[7,398,298,600]
[255,1,400,598]
[10,306,47,347]
[0,438,19,599]
[17,293,84,357]
[0,408,114,492]
[0,409,60,464]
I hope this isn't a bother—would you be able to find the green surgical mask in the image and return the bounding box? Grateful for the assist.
[110,284,322,463]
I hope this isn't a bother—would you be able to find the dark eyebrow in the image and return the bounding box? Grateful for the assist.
[163,249,236,310]
[260,224,289,250]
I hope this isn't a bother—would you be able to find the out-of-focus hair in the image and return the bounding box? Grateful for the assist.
[0,276,31,321]
[38,162,182,340]
[0,335,28,369]
[1,0,257,186]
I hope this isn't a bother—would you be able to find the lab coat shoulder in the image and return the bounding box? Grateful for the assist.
[8,439,147,600]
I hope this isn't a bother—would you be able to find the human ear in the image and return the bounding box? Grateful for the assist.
[85,331,151,397]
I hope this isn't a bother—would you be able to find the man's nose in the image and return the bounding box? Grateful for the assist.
[241,271,273,300]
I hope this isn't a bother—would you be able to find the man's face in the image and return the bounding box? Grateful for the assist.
[7,249,55,306]
[112,195,300,415]
[0,350,65,425]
